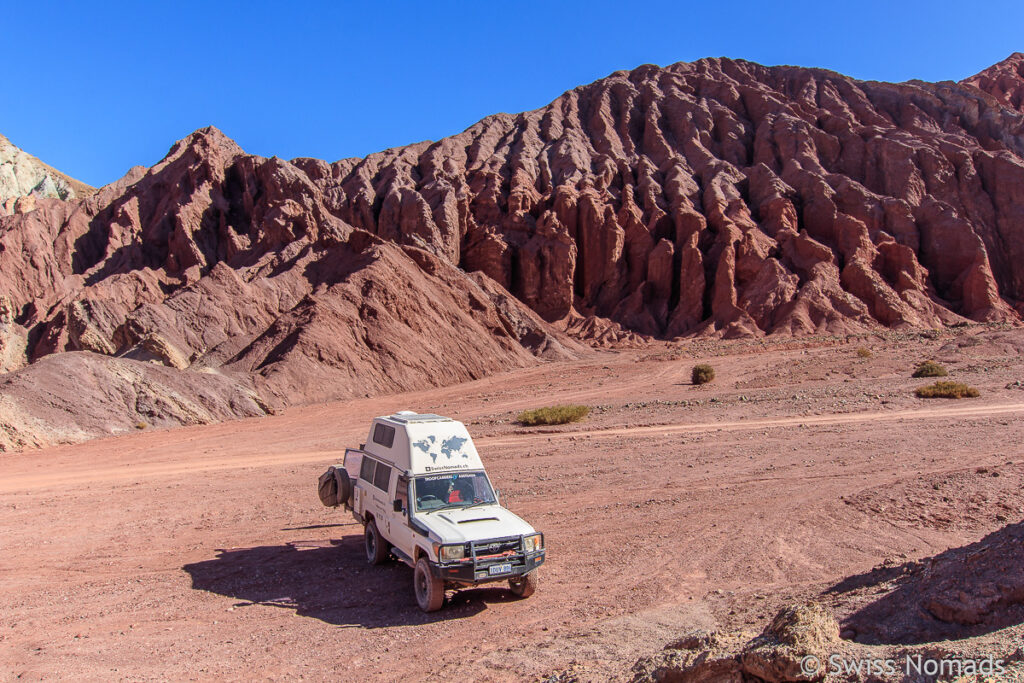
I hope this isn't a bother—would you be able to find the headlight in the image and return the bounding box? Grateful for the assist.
[439,544,465,562]
[523,533,543,553]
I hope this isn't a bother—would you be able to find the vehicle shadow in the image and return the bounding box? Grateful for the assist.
[826,521,1024,645]
[183,535,520,627]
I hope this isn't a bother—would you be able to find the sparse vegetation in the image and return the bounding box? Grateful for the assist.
[915,381,979,399]
[135,421,148,430]
[691,364,715,385]
[912,360,948,378]
[856,347,872,358]
[516,405,590,426]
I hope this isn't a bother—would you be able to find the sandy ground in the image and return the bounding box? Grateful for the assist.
[2,328,1024,681]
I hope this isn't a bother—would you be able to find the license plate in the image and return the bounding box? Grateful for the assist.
[488,563,512,575]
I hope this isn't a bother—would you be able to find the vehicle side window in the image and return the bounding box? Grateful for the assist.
[372,423,395,448]
[373,462,392,491]
[359,456,376,482]
[473,475,494,501]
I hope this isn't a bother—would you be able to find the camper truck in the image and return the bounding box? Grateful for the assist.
[318,411,545,611]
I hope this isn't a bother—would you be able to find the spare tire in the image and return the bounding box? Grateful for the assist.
[317,466,341,507]
[336,468,353,509]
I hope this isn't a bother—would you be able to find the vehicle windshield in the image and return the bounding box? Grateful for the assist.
[413,472,496,512]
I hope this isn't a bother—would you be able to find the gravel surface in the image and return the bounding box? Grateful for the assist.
[2,328,1023,681]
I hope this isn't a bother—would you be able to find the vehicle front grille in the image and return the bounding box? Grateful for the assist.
[470,537,521,557]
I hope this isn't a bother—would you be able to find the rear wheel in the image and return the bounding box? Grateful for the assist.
[509,569,538,598]
[364,520,389,565]
[414,557,445,612]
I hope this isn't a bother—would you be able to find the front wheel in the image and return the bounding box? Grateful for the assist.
[364,520,389,565]
[414,557,445,612]
[509,570,538,598]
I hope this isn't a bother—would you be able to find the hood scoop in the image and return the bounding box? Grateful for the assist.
[437,512,499,524]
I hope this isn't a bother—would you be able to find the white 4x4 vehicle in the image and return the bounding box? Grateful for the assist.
[318,411,545,611]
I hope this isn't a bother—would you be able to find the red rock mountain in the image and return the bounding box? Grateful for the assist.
[963,52,1024,115]
[1,54,1023,447]
[310,56,1024,338]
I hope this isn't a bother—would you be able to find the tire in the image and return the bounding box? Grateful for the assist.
[336,469,352,508]
[317,466,340,507]
[364,520,389,565]
[414,557,444,612]
[509,569,538,598]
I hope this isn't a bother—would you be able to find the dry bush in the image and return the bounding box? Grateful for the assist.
[517,405,590,426]
[915,381,979,399]
[691,364,715,385]
[856,347,872,358]
[913,360,948,378]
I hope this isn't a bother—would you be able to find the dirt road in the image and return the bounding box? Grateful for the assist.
[5,403,1021,494]
[3,333,1023,680]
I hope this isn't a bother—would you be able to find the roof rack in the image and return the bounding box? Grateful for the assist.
[388,412,452,424]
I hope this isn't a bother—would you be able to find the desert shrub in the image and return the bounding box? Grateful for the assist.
[856,347,872,358]
[912,360,948,378]
[915,381,979,399]
[135,421,147,430]
[517,405,590,426]
[691,364,715,385]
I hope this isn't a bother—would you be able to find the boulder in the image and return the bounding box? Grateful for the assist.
[741,603,840,682]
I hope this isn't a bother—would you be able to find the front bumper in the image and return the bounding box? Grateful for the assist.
[430,535,546,585]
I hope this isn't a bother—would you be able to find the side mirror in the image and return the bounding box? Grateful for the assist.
[494,489,501,502]
[393,500,404,513]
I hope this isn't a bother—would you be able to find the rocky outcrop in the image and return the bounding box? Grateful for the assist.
[0,352,268,452]
[0,296,28,373]
[630,603,840,683]
[741,603,839,682]
[630,630,747,682]
[837,521,1024,645]
[313,57,1024,337]
[0,134,93,209]
[0,127,582,447]
[627,594,1024,682]
[963,52,1024,115]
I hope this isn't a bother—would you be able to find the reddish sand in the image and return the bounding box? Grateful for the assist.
[2,329,1024,680]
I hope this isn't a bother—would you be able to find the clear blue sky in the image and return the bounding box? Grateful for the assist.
[5,1,1022,188]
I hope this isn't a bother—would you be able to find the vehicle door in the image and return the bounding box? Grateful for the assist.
[357,455,388,526]
[343,448,363,483]
[342,449,363,509]
[385,475,422,561]
[364,457,394,538]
